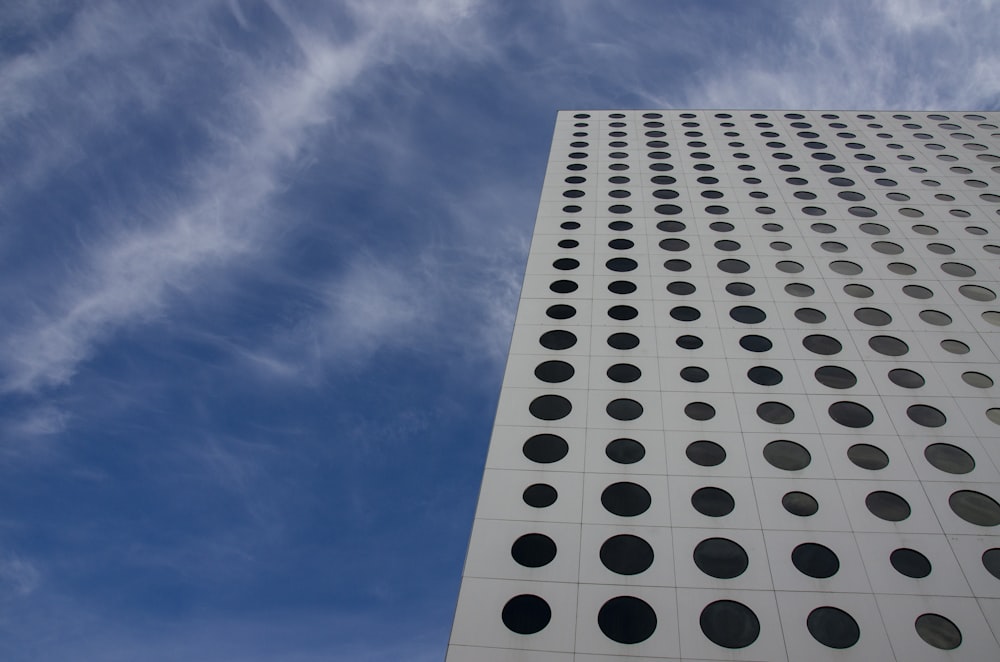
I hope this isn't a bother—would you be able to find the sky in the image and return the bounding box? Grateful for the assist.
[0,1,998,660]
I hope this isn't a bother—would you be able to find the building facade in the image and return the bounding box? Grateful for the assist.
[447,110,1000,660]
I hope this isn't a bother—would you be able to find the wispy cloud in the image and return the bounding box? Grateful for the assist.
[0,0,494,394]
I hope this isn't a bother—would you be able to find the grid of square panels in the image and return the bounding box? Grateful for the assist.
[448,110,1000,661]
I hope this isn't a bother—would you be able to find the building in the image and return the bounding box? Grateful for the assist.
[447,110,1000,660]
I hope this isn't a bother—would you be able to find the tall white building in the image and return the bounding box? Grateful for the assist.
[447,110,1000,660]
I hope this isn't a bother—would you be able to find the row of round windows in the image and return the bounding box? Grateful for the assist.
[559,155,1000,192]
[570,110,994,126]
[558,218,995,242]
[551,253,988,280]
[528,389,971,431]
[562,199,1000,220]
[542,302,1000,337]
[525,429,979,477]
[564,138,999,164]
[506,529,1000,584]
[503,593,963,651]
[544,289,987,358]
[536,355,993,393]
[568,127,997,147]
[564,171,997,195]
[562,147,1000,170]
[518,472,998,528]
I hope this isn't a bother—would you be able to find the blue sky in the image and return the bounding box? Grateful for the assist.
[0,1,998,660]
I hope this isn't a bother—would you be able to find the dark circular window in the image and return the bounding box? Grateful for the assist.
[667,281,696,295]
[523,483,557,508]
[608,280,636,294]
[726,282,755,296]
[530,395,572,421]
[915,613,962,650]
[803,334,842,355]
[606,257,638,272]
[888,368,925,389]
[792,542,840,578]
[600,535,654,575]
[511,533,556,567]
[941,339,970,355]
[907,404,946,427]
[925,443,975,474]
[888,262,916,275]
[655,204,683,215]
[848,444,889,470]
[854,307,892,326]
[608,220,632,231]
[607,398,643,421]
[686,440,726,466]
[502,594,551,634]
[844,284,873,298]
[653,188,679,199]
[601,482,652,517]
[829,401,874,428]
[795,308,827,324]
[869,335,908,356]
[549,279,577,294]
[706,205,730,215]
[606,438,645,464]
[748,366,783,386]
[783,491,819,516]
[657,220,685,232]
[523,433,569,463]
[664,259,691,272]
[660,238,689,251]
[544,304,579,323]
[860,222,890,235]
[608,238,633,250]
[890,548,932,578]
[763,440,810,470]
[670,305,701,321]
[608,333,639,350]
[815,365,857,389]
[757,401,794,424]
[740,334,772,352]
[902,285,933,299]
[941,262,976,277]
[676,334,702,349]
[811,223,837,234]
[608,204,632,214]
[715,240,740,251]
[608,305,637,320]
[949,490,1000,526]
[693,537,748,579]
[680,366,709,383]
[699,601,760,649]
[983,548,1000,579]
[718,259,750,274]
[534,361,575,384]
[607,363,641,383]
[539,330,577,350]
[710,221,734,232]
[557,239,579,248]
[730,306,766,324]
[866,490,911,521]
[692,486,735,517]
[830,260,863,275]
[685,402,716,421]
[776,260,804,274]
[960,285,997,302]
[598,596,657,644]
[807,607,860,649]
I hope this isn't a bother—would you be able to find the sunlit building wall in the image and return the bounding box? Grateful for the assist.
[448,109,1000,661]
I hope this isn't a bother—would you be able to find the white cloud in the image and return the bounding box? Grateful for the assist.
[0,0,491,394]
